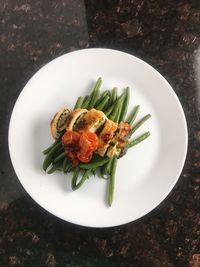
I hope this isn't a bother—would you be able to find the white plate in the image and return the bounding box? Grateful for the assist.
[9,48,188,227]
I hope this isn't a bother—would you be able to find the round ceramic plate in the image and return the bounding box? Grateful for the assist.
[9,48,188,227]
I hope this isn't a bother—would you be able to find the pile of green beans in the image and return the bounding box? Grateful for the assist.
[42,77,151,206]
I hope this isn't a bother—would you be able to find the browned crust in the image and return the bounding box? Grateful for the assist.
[50,108,70,139]
[76,109,105,132]
[65,108,87,131]
[97,119,118,156]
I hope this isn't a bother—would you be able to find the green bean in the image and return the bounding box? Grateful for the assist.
[43,154,54,172]
[126,105,140,124]
[42,138,60,155]
[104,159,112,175]
[79,157,110,169]
[82,95,89,103]
[47,166,55,174]
[72,169,91,190]
[90,87,100,108]
[46,141,62,157]
[74,96,83,109]
[100,164,107,178]
[91,168,97,176]
[111,87,118,103]
[131,114,151,135]
[108,94,124,121]
[128,131,150,148]
[108,158,117,206]
[109,93,125,122]
[88,77,102,109]
[64,160,70,172]
[56,145,65,154]
[96,167,103,178]
[99,166,105,178]
[54,151,66,163]
[115,105,123,123]
[82,96,91,109]
[101,90,109,99]
[71,167,80,190]
[109,104,120,121]
[62,157,68,170]
[95,90,109,107]
[106,91,112,107]
[43,144,63,171]
[95,95,110,111]
[104,102,115,116]
[119,87,130,122]
[99,168,110,179]
[47,162,62,174]
[64,161,72,173]
[114,93,127,123]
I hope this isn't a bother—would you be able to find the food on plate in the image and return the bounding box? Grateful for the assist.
[50,108,71,139]
[97,119,118,157]
[51,108,131,165]
[42,77,151,206]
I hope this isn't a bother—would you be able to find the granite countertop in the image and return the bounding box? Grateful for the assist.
[0,1,200,266]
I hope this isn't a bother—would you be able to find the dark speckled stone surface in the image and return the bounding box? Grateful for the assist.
[0,1,200,266]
